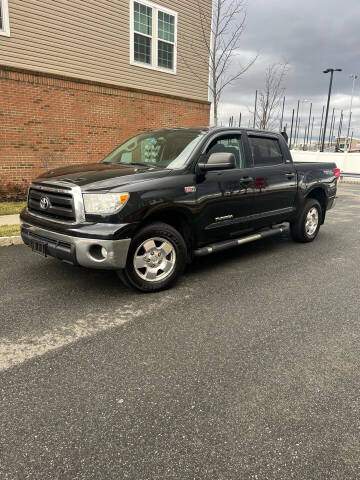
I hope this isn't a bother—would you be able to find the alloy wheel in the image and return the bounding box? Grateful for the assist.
[305,207,319,236]
[133,237,176,282]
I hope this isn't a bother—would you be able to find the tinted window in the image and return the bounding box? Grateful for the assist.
[206,135,245,168]
[249,136,283,167]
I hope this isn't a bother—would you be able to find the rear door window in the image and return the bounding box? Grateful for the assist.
[248,136,284,167]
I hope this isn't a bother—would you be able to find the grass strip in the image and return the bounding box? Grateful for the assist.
[0,225,21,237]
[0,201,27,216]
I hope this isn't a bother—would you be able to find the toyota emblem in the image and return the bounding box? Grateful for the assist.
[40,196,51,210]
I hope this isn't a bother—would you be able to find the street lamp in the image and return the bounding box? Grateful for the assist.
[344,74,358,153]
[321,68,342,152]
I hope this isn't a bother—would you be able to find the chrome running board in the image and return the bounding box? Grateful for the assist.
[194,224,289,257]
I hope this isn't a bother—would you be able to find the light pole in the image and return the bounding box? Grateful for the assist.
[344,74,358,153]
[310,116,314,145]
[336,110,343,151]
[294,100,300,146]
[296,99,308,147]
[328,108,335,147]
[289,108,295,148]
[321,68,342,152]
[318,105,325,149]
[280,96,286,132]
[305,102,312,145]
[253,90,258,128]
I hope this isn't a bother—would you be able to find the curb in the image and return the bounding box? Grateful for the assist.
[0,236,23,247]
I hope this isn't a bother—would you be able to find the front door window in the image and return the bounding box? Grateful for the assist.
[206,135,245,168]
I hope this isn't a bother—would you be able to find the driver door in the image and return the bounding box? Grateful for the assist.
[195,133,256,245]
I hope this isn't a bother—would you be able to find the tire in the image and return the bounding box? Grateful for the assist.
[290,198,322,243]
[117,222,187,292]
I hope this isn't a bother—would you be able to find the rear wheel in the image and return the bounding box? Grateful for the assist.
[290,198,322,243]
[117,222,187,292]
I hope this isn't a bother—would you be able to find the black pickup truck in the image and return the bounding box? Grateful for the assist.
[20,127,339,292]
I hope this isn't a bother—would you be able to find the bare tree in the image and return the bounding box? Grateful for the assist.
[255,63,288,130]
[184,0,256,125]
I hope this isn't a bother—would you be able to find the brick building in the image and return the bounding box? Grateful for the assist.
[0,0,211,183]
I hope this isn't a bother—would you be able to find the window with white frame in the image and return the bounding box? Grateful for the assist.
[130,0,177,74]
[0,0,10,37]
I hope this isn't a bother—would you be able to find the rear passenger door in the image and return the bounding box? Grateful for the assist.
[246,133,297,227]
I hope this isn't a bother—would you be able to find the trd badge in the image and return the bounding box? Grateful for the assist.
[184,186,196,193]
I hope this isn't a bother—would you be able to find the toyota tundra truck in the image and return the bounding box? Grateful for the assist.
[20,127,339,292]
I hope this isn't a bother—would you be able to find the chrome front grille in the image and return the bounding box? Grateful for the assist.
[27,182,85,224]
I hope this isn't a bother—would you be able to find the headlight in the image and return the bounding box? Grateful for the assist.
[83,192,130,215]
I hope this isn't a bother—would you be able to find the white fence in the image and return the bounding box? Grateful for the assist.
[291,150,360,175]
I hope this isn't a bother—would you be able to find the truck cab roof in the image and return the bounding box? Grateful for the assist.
[147,126,283,138]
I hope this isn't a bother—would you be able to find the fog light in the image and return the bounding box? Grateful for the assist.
[89,244,108,261]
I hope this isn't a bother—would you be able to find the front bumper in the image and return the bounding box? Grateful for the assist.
[21,222,131,270]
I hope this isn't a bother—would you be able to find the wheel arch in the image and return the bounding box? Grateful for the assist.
[135,207,195,260]
[305,187,327,224]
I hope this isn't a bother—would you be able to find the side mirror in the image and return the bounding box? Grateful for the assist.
[198,152,236,171]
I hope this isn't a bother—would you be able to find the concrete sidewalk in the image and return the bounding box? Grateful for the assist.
[0,214,20,226]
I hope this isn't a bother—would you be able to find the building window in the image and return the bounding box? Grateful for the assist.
[130,0,177,74]
[134,33,152,64]
[0,0,10,37]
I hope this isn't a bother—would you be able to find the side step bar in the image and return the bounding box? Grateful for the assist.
[194,224,289,257]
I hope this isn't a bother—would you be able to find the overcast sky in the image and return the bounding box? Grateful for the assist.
[218,0,360,141]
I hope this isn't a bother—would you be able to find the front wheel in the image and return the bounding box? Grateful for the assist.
[117,222,187,292]
[290,198,322,243]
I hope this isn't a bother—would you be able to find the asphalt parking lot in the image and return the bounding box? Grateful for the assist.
[1,183,360,479]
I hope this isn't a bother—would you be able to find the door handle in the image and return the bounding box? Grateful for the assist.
[240,176,253,183]
[285,172,295,178]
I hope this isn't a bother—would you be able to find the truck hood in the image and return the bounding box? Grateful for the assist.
[35,162,172,191]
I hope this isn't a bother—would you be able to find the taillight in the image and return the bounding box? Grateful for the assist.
[334,168,341,180]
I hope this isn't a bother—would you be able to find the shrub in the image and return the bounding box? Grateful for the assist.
[0,180,29,201]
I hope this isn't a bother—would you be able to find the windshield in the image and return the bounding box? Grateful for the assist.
[101,130,205,169]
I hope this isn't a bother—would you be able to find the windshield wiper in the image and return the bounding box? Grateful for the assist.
[102,161,158,167]
[102,161,147,166]
[130,162,163,169]
[129,162,151,167]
